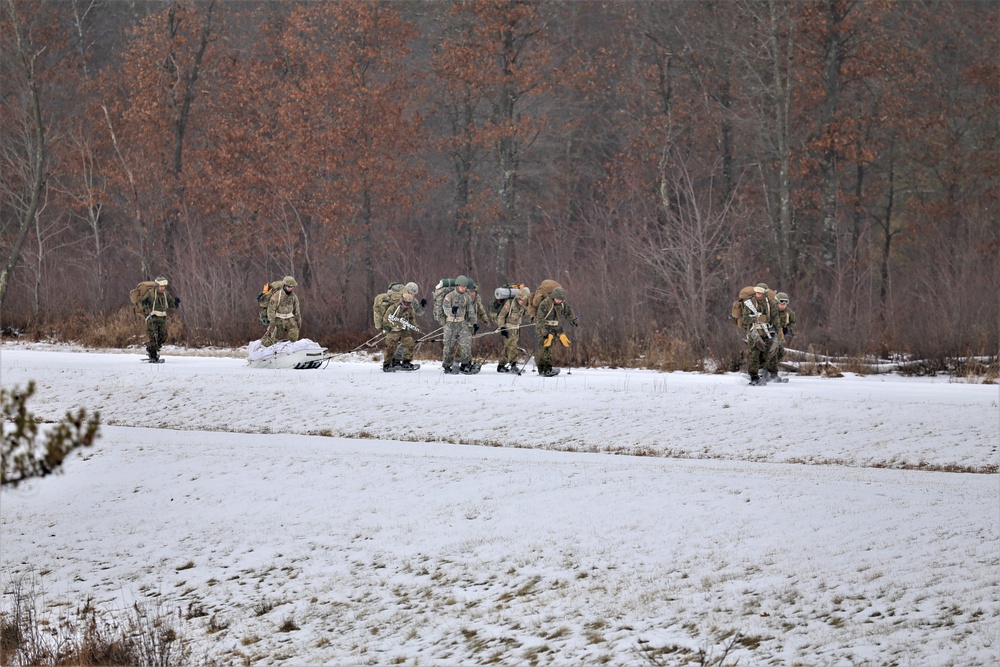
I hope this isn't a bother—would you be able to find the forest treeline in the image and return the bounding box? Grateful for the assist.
[1,0,997,366]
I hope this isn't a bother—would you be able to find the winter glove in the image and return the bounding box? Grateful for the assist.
[558,333,571,347]
[784,329,795,339]
[420,298,427,308]
[473,323,479,334]
[174,298,181,307]
[571,317,578,327]
[451,306,459,315]
[543,333,554,347]
[500,328,509,338]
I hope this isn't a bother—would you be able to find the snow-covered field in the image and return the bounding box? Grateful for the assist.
[1,344,997,666]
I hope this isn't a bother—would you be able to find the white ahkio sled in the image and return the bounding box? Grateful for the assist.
[247,338,329,370]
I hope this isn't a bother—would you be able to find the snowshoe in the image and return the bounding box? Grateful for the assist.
[497,363,510,373]
[399,361,420,371]
[142,356,164,363]
[443,364,460,375]
[540,367,561,377]
[748,376,765,386]
[459,363,481,375]
[382,365,398,372]
[508,363,520,373]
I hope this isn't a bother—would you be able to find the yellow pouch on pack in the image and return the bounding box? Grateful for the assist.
[543,333,554,347]
[558,333,571,347]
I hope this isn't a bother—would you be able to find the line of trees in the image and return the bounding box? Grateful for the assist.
[1,0,996,363]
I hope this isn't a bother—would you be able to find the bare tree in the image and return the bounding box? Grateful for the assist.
[619,148,743,346]
[0,0,49,313]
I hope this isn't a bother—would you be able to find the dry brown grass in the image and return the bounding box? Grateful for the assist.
[0,573,205,667]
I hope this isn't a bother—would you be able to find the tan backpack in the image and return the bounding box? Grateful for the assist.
[731,286,776,326]
[527,280,562,319]
[129,281,158,313]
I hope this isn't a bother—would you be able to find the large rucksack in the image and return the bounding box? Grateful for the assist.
[488,282,527,316]
[129,280,158,314]
[731,286,776,327]
[527,280,561,319]
[373,285,403,330]
[258,279,284,325]
[432,278,459,323]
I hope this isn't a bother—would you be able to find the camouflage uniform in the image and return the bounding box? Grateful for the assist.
[535,289,576,375]
[442,287,476,370]
[264,282,301,346]
[775,296,797,365]
[374,283,405,330]
[470,290,493,329]
[140,280,179,361]
[404,282,427,317]
[496,289,530,371]
[740,287,780,382]
[381,294,417,369]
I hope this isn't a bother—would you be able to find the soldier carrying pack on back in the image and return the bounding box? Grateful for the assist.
[133,276,180,363]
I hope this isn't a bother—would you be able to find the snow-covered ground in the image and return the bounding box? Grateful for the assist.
[1,344,997,666]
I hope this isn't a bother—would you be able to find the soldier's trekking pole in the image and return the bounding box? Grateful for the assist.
[516,339,538,377]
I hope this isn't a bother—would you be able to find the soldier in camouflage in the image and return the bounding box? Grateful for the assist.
[535,286,576,377]
[496,287,531,373]
[263,276,301,346]
[404,282,427,317]
[740,282,780,385]
[441,275,477,373]
[140,276,180,362]
[381,292,418,371]
[774,291,797,367]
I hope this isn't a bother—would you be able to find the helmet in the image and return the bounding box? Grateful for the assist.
[755,282,769,291]
[404,282,418,295]
[469,283,478,292]
[551,287,567,300]
[517,287,530,300]
[456,275,472,288]
[283,276,298,287]
[776,292,789,304]
[154,276,168,286]
[402,292,414,304]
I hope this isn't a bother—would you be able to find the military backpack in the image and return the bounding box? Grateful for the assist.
[373,284,404,330]
[730,285,776,327]
[526,279,562,319]
[257,279,285,326]
[129,280,158,315]
[432,278,460,322]
[488,282,527,316]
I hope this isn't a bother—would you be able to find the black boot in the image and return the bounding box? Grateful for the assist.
[508,363,519,373]
[497,363,508,373]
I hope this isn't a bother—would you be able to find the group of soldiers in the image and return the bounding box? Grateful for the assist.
[138,273,791,385]
[739,283,797,385]
[374,276,576,376]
